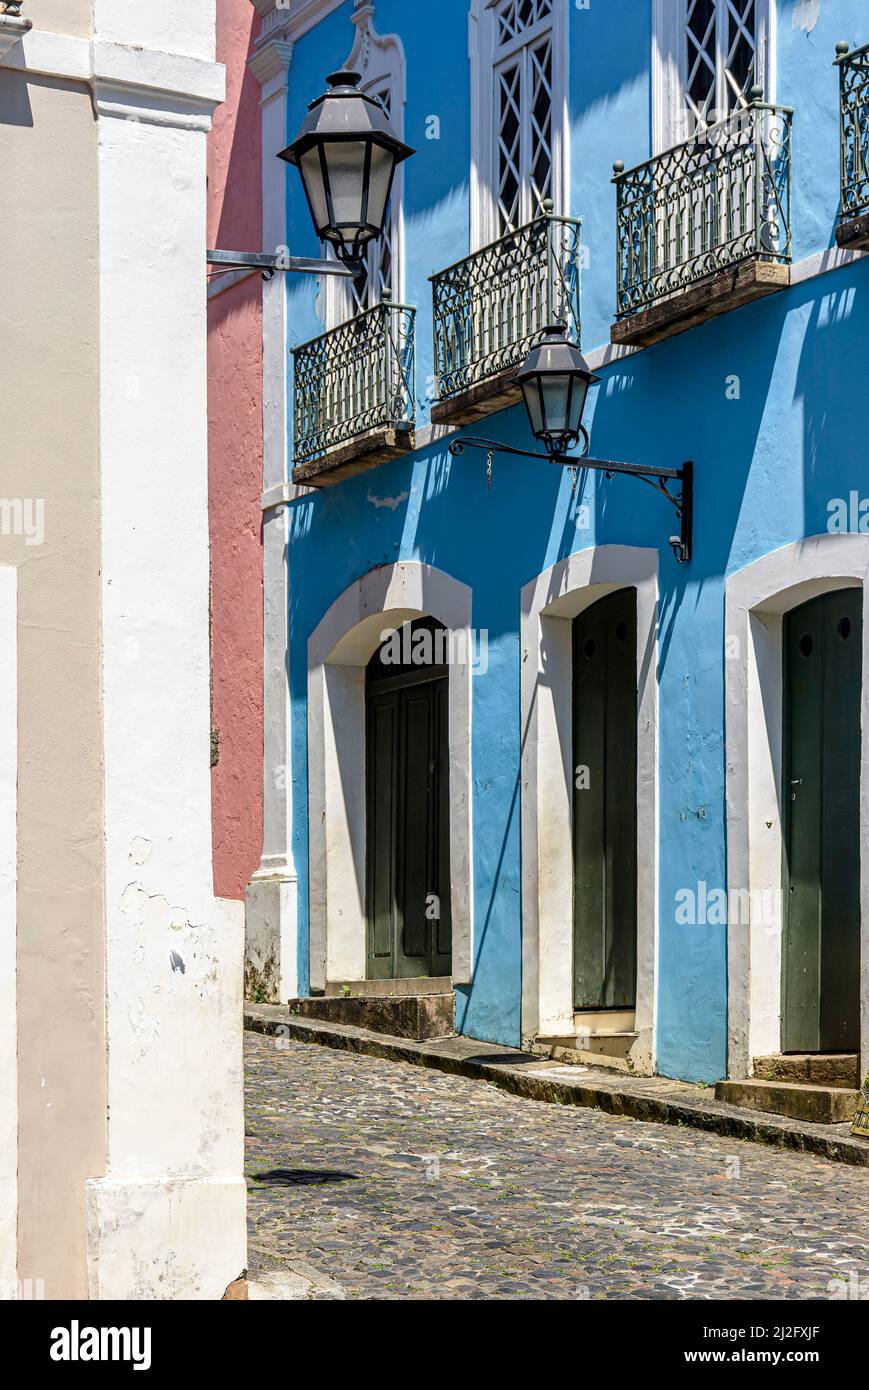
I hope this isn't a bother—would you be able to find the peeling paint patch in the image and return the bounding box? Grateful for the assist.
[129,836,152,865]
[169,951,186,974]
[792,0,820,34]
[119,882,196,933]
[120,882,144,915]
[366,487,410,511]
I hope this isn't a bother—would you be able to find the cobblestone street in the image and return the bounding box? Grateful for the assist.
[244,1032,869,1300]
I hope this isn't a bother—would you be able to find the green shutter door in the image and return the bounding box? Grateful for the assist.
[398,687,434,974]
[366,692,397,976]
[572,589,638,1011]
[783,590,862,1053]
[366,671,451,980]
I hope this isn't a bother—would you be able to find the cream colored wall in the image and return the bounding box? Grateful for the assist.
[0,69,105,1298]
[22,0,91,40]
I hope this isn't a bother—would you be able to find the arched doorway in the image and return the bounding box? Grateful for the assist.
[306,562,473,995]
[725,535,869,1081]
[519,546,658,1071]
[365,618,452,980]
[782,589,862,1053]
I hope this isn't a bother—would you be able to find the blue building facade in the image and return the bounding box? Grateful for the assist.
[253,0,869,1085]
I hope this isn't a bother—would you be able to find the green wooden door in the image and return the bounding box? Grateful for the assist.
[572,589,638,1011]
[783,590,862,1053]
[366,626,452,980]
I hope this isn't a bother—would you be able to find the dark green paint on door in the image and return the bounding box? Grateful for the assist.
[366,620,452,980]
[783,589,862,1053]
[572,589,638,1011]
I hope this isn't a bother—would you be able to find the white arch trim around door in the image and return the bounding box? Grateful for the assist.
[725,533,869,1080]
[520,545,659,1073]
[307,562,473,992]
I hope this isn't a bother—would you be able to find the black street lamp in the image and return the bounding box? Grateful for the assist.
[207,70,413,283]
[449,324,694,563]
[278,71,414,272]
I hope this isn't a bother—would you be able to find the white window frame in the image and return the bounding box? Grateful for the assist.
[323,6,407,328]
[469,0,569,251]
[653,0,776,154]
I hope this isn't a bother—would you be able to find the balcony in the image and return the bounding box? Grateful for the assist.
[611,95,793,348]
[430,211,581,427]
[835,42,869,251]
[292,298,416,487]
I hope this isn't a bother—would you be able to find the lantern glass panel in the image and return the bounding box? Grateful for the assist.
[521,378,545,437]
[299,146,329,232]
[540,375,573,434]
[365,141,396,232]
[323,140,368,235]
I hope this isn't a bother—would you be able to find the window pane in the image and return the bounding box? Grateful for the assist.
[530,37,553,214]
[497,61,523,234]
[724,0,758,111]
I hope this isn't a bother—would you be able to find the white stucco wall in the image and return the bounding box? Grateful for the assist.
[83,3,246,1300]
[92,0,217,61]
[0,568,17,1290]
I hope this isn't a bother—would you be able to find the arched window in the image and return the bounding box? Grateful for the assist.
[654,0,775,151]
[324,2,406,326]
[470,0,568,250]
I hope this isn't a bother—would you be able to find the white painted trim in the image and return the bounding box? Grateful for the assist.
[251,0,346,43]
[652,0,775,154]
[92,72,245,1296]
[0,28,89,79]
[520,546,658,1072]
[469,0,569,249]
[307,563,474,990]
[725,535,869,1080]
[246,17,301,1002]
[3,31,225,128]
[0,567,17,1289]
[789,245,868,284]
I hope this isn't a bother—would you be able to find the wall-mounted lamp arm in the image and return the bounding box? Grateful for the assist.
[448,435,694,564]
[206,249,354,282]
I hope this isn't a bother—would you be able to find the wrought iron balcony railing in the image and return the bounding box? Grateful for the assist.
[293,298,415,465]
[430,212,581,403]
[613,95,793,319]
[836,42,869,220]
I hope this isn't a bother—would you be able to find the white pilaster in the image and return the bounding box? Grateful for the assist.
[0,568,17,1293]
[84,6,246,1299]
[245,12,299,1003]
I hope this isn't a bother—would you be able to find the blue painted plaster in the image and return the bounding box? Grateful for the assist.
[280,0,869,1081]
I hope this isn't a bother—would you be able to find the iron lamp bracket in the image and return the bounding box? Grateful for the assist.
[448,432,694,564]
[206,249,355,282]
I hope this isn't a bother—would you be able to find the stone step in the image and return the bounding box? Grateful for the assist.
[752,1053,860,1090]
[540,1032,638,1060]
[287,991,455,1042]
[716,1078,860,1125]
[534,1033,639,1074]
[324,976,453,998]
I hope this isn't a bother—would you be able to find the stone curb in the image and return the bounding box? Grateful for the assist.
[244,1005,869,1169]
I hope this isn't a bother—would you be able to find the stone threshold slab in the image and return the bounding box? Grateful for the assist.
[244,1005,869,1169]
[611,258,790,348]
[292,425,414,487]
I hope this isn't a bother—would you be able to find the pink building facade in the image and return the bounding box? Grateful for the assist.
[207,0,264,903]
